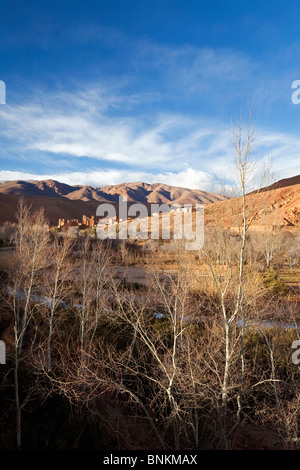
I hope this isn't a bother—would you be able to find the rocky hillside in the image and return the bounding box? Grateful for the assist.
[206,181,300,229]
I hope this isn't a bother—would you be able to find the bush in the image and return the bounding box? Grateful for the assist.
[262,267,288,295]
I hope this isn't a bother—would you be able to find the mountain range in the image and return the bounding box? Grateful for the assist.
[0,179,225,225]
[0,175,298,227]
[0,179,224,204]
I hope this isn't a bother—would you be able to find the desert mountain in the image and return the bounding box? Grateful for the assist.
[0,179,75,198]
[0,179,225,225]
[0,179,224,205]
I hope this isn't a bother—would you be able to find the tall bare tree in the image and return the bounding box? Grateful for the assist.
[9,199,49,449]
[39,233,75,371]
[195,110,274,447]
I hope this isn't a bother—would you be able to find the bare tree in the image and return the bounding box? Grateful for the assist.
[250,209,286,270]
[8,199,49,449]
[195,110,274,447]
[38,247,195,450]
[40,233,75,371]
[74,238,113,364]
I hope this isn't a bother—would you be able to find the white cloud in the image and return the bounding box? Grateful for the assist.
[0,87,232,171]
[0,97,184,167]
[0,82,299,187]
[147,168,214,191]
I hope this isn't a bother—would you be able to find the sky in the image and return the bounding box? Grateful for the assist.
[0,0,300,191]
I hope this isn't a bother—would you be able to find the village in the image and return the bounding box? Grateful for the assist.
[57,204,197,232]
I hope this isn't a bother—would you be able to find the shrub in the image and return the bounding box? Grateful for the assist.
[262,267,288,295]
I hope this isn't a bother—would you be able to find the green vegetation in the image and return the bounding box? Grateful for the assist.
[262,267,289,295]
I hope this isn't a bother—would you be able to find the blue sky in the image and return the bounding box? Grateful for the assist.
[0,0,299,190]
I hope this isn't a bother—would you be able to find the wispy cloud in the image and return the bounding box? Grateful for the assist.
[0,82,299,190]
[132,42,257,93]
[0,31,299,191]
[0,84,232,170]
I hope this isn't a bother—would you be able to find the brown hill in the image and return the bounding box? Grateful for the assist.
[206,182,300,229]
[66,185,113,202]
[0,179,75,198]
[0,193,103,225]
[100,182,222,205]
[259,174,300,192]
